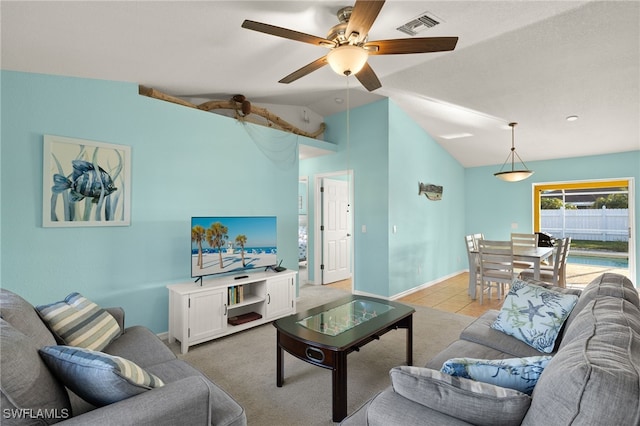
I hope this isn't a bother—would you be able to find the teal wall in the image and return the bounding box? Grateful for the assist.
[301,99,466,297]
[2,71,638,328]
[300,99,390,296]
[302,97,639,294]
[0,71,300,333]
[388,102,466,296]
[465,151,640,285]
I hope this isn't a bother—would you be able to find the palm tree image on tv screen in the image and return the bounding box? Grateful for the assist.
[191,216,277,278]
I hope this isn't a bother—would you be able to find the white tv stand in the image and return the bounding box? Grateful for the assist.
[167,270,296,354]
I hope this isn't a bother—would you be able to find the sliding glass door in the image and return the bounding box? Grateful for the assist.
[533,179,635,285]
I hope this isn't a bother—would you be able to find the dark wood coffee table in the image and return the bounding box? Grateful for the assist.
[273,295,415,422]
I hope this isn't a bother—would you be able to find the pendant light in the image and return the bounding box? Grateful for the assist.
[494,122,534,182]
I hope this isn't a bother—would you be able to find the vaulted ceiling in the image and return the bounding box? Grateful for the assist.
[2,1,638,167]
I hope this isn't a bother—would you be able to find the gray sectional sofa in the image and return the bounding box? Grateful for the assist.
[0,289,247,426]
[341,273,640,426]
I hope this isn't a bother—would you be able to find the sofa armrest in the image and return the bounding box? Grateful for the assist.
[343,389,474,426]
[104,307,125,334]
[59,376,211,426]
[389,367,531,426]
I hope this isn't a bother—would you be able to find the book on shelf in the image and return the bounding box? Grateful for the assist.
[228,285,245,305]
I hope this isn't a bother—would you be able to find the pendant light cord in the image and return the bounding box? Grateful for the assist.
[497,122,531,173]
[346,75,351,213]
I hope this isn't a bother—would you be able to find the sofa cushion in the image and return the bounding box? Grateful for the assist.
[426,339,526,371]
[36,293,121,351]
[39,346,164,407]
[0,289,56,348]
[459,310,549,357]
[0,319,71,425]
[102,325,176,368]
[522,296,640,425]
[560,296,640,349]
[564,272,639,331]
[491,280,578,353]
[441,355,552,395]
[390,366,531,426]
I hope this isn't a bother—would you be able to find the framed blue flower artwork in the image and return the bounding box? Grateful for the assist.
[43,135,131,227]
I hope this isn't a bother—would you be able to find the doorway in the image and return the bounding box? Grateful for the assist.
[314,170,354,288]
[533,178,635,285]
[298,176,309,285]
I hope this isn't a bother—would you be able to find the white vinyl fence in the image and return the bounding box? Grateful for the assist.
[541,208,629,242]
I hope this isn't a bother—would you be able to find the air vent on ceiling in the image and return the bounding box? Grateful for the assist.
[396,12,443,36]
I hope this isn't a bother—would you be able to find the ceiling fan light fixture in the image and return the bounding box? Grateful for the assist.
[327,45,368,76]
[494,122,534,182]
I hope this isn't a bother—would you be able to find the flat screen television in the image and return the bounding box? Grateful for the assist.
[191,216,277,279]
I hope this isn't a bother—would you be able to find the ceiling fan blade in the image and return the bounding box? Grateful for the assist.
[345,0,385,43]
[365,37,458,55]
[242,20,335,48]
[355,62,382,92]
[279,56,329,84]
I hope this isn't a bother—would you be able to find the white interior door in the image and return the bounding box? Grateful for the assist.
[322,178,351,284]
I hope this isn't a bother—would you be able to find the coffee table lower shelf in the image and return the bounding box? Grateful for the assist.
[274,296,414,422]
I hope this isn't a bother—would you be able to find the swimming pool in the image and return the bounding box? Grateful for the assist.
[567,255,628,268]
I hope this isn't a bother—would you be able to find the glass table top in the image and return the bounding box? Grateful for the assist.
[296,299,395,336]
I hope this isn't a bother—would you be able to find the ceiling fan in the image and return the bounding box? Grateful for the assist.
[241,0,458,91]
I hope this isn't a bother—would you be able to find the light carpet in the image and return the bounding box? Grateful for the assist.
[165,284,475,425]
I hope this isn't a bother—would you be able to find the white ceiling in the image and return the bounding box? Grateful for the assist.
[2,1,638,167]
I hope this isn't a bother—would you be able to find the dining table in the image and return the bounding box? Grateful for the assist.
[468,245,555,299]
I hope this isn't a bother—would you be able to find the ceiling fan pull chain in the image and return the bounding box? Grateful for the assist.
[346,75,352,214]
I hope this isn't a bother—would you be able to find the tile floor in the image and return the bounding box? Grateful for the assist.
[326,272,501,317]
[397,273,503,317]
[326,262,630,318]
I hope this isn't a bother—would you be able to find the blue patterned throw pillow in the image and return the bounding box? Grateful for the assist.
[441,356,552,395]
[491,280,578,353]
[39,345,164,407]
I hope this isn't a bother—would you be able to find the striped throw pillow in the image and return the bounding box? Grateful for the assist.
[37,293,121,351]
[39,346,164,407]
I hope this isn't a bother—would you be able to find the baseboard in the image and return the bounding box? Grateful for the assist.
[157,331,168,341]
[390,269,467,301]
[352,289,391,300]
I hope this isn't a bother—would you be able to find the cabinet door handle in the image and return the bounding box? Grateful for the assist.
[224,303,227,315]
[267,294,271,304]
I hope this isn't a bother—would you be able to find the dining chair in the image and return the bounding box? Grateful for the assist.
[545,236,571,286]
[465,234,481,297]
[511,233,538,271]
[557,237,572,286]
[520,237,571,287]
[471,233,484,250]
[478,239,514,305]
